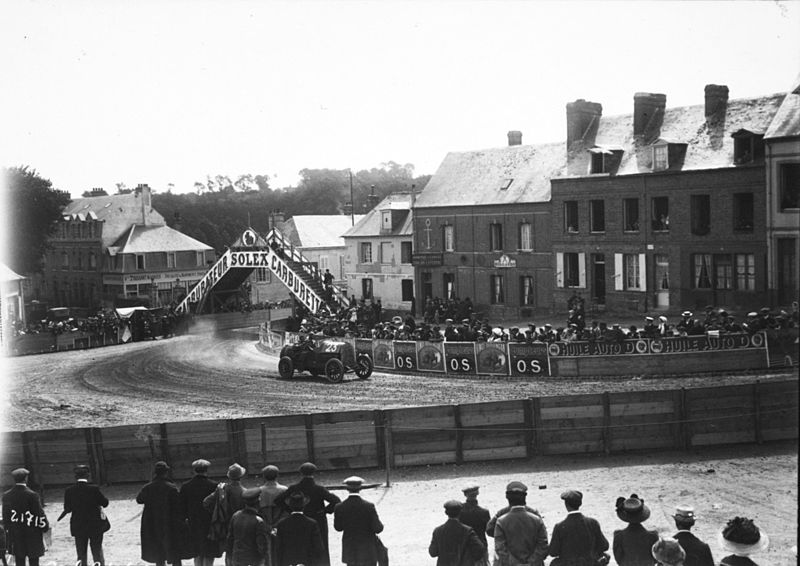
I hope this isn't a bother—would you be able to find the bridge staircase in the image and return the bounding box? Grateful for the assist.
[174,227,348,315]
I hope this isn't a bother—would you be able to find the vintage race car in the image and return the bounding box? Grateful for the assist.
[278,336,374,383]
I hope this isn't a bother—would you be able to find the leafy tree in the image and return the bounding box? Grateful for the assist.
[115,182,131,194]
[2,166,71,274]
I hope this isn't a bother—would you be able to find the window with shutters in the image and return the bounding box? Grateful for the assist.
[565,253,580,287]
[624,254,641,290]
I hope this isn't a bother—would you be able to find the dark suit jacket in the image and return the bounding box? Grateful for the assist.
[62,481,109,538]
[178,474,220,557]
[2,484,49,557]
[429,517,485,566]
[673,531,715,566]
[458,502,490,548]
[275,512,326,566]
[612,523,658,566]
[548,512,608,563]
[333,494,384,564]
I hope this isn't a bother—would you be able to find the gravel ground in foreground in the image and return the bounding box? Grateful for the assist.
[25,442,798,566]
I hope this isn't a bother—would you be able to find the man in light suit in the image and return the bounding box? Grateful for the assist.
[429,500,485,566]
[493,482,548,566]
[2,468,49,566]
[548,489,609,566]
[274,491,325,566]
[58,465,109,566]
[333,476,384,566]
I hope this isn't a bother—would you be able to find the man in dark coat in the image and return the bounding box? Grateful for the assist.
[671,505,714,566]
[457,485,490,566]
[178,459,220,566]
[333,476,384,566]
[58,465,109,566]
[226,488,269,566]
[274,491,326,566]
[429,500,485,566]
[548,489,609,566]
[2,468,49,566]
[136,461,183,566]
[277,462,340,565]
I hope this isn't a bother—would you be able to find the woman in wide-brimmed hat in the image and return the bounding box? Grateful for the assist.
[612,494,659,566]
[718,516,769,566]
[652,538,686,566]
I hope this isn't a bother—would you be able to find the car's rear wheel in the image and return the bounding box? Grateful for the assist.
[354,354,373,379]
[278,356,294,379]
[325,358,345,383]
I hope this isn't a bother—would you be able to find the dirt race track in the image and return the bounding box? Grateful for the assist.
[1,331,798,565]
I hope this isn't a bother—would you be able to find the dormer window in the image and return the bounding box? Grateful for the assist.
[653,144,669,171]
[732,129,765,164]
[588,146,624,174]
[380,210,392,234]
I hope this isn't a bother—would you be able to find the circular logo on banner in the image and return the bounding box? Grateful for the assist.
[635,340,649,354]
[242,229,257,247]
[650,340,664,354]
[750,332,764,348]
[548,343,561,357]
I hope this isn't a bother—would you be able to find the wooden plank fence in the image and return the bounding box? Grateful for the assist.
[1,381,796,487]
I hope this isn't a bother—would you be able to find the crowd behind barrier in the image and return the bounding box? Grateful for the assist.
[1,460,787,566]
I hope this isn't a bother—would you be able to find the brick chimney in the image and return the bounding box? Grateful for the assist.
[507,130,522,146]
[136,183,152,225]
[90,187,108,197]
[366,185,381,211]
[566,99,602,149]
[633,92,666,142]
[704,84,729,124]
[173,211,182,232]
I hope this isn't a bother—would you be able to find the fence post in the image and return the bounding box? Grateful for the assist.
[754,380,763,445]
[532,397,543,455]
[453,405,464,465]
[304,414,315,465]
[159,423,170,466]
[383,411,393,487]
[679,388,691,450]
[602,392,611,455]
[260,422,268,465]
[524,398,535,458]
[373,410,386,469]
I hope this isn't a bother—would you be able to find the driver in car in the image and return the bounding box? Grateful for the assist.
[293,334,315,367]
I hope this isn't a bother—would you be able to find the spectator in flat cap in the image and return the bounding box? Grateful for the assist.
[334,476,384,566]
[226,488,268,566]
[486,482,541,539]
[179,459,221,566]
[275,492,325,566]
[549,490,609,566]
[717,516,769,566]
[58,464,109,566]
[2,468,49,566]
[429,500,485,566]
[492,481,548,566]
[277,462,340,565]
[612,494,658,566]
[257,465,288,565]
[671,505,714,566]
[136,461,183,566]
[652,538,686,566]
[458,485,490,565]
[203,463,248,560]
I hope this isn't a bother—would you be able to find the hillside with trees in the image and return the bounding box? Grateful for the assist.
[153,162,430,251]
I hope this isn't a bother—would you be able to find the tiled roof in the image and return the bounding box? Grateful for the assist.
[342,193,413,238]
[63,191,165,247]
[416,91,787,208]
[765,74,800,139]
[111,225,212,254]
[281,215,365,248]
[414,143,566,208]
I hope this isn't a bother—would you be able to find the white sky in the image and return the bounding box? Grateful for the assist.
[1,0,799,198]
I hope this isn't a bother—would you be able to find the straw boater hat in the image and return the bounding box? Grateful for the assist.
[717,516,769,556]
[615,494,651,523]
[652,538,686,565]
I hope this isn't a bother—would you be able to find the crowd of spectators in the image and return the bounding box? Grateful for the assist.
[284,293,799,345]
[11,309,123,337]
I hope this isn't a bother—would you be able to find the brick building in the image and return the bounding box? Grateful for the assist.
[36,185,215,309]
[412,132,563,319]
[764,75,800,306]
[550,86,785,315]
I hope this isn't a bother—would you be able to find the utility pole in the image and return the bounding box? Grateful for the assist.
[349,169,355,226]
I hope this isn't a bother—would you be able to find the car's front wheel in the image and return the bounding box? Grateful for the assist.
[278,356,294,379]
[325,358,345,383]
[354,354,373,379]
